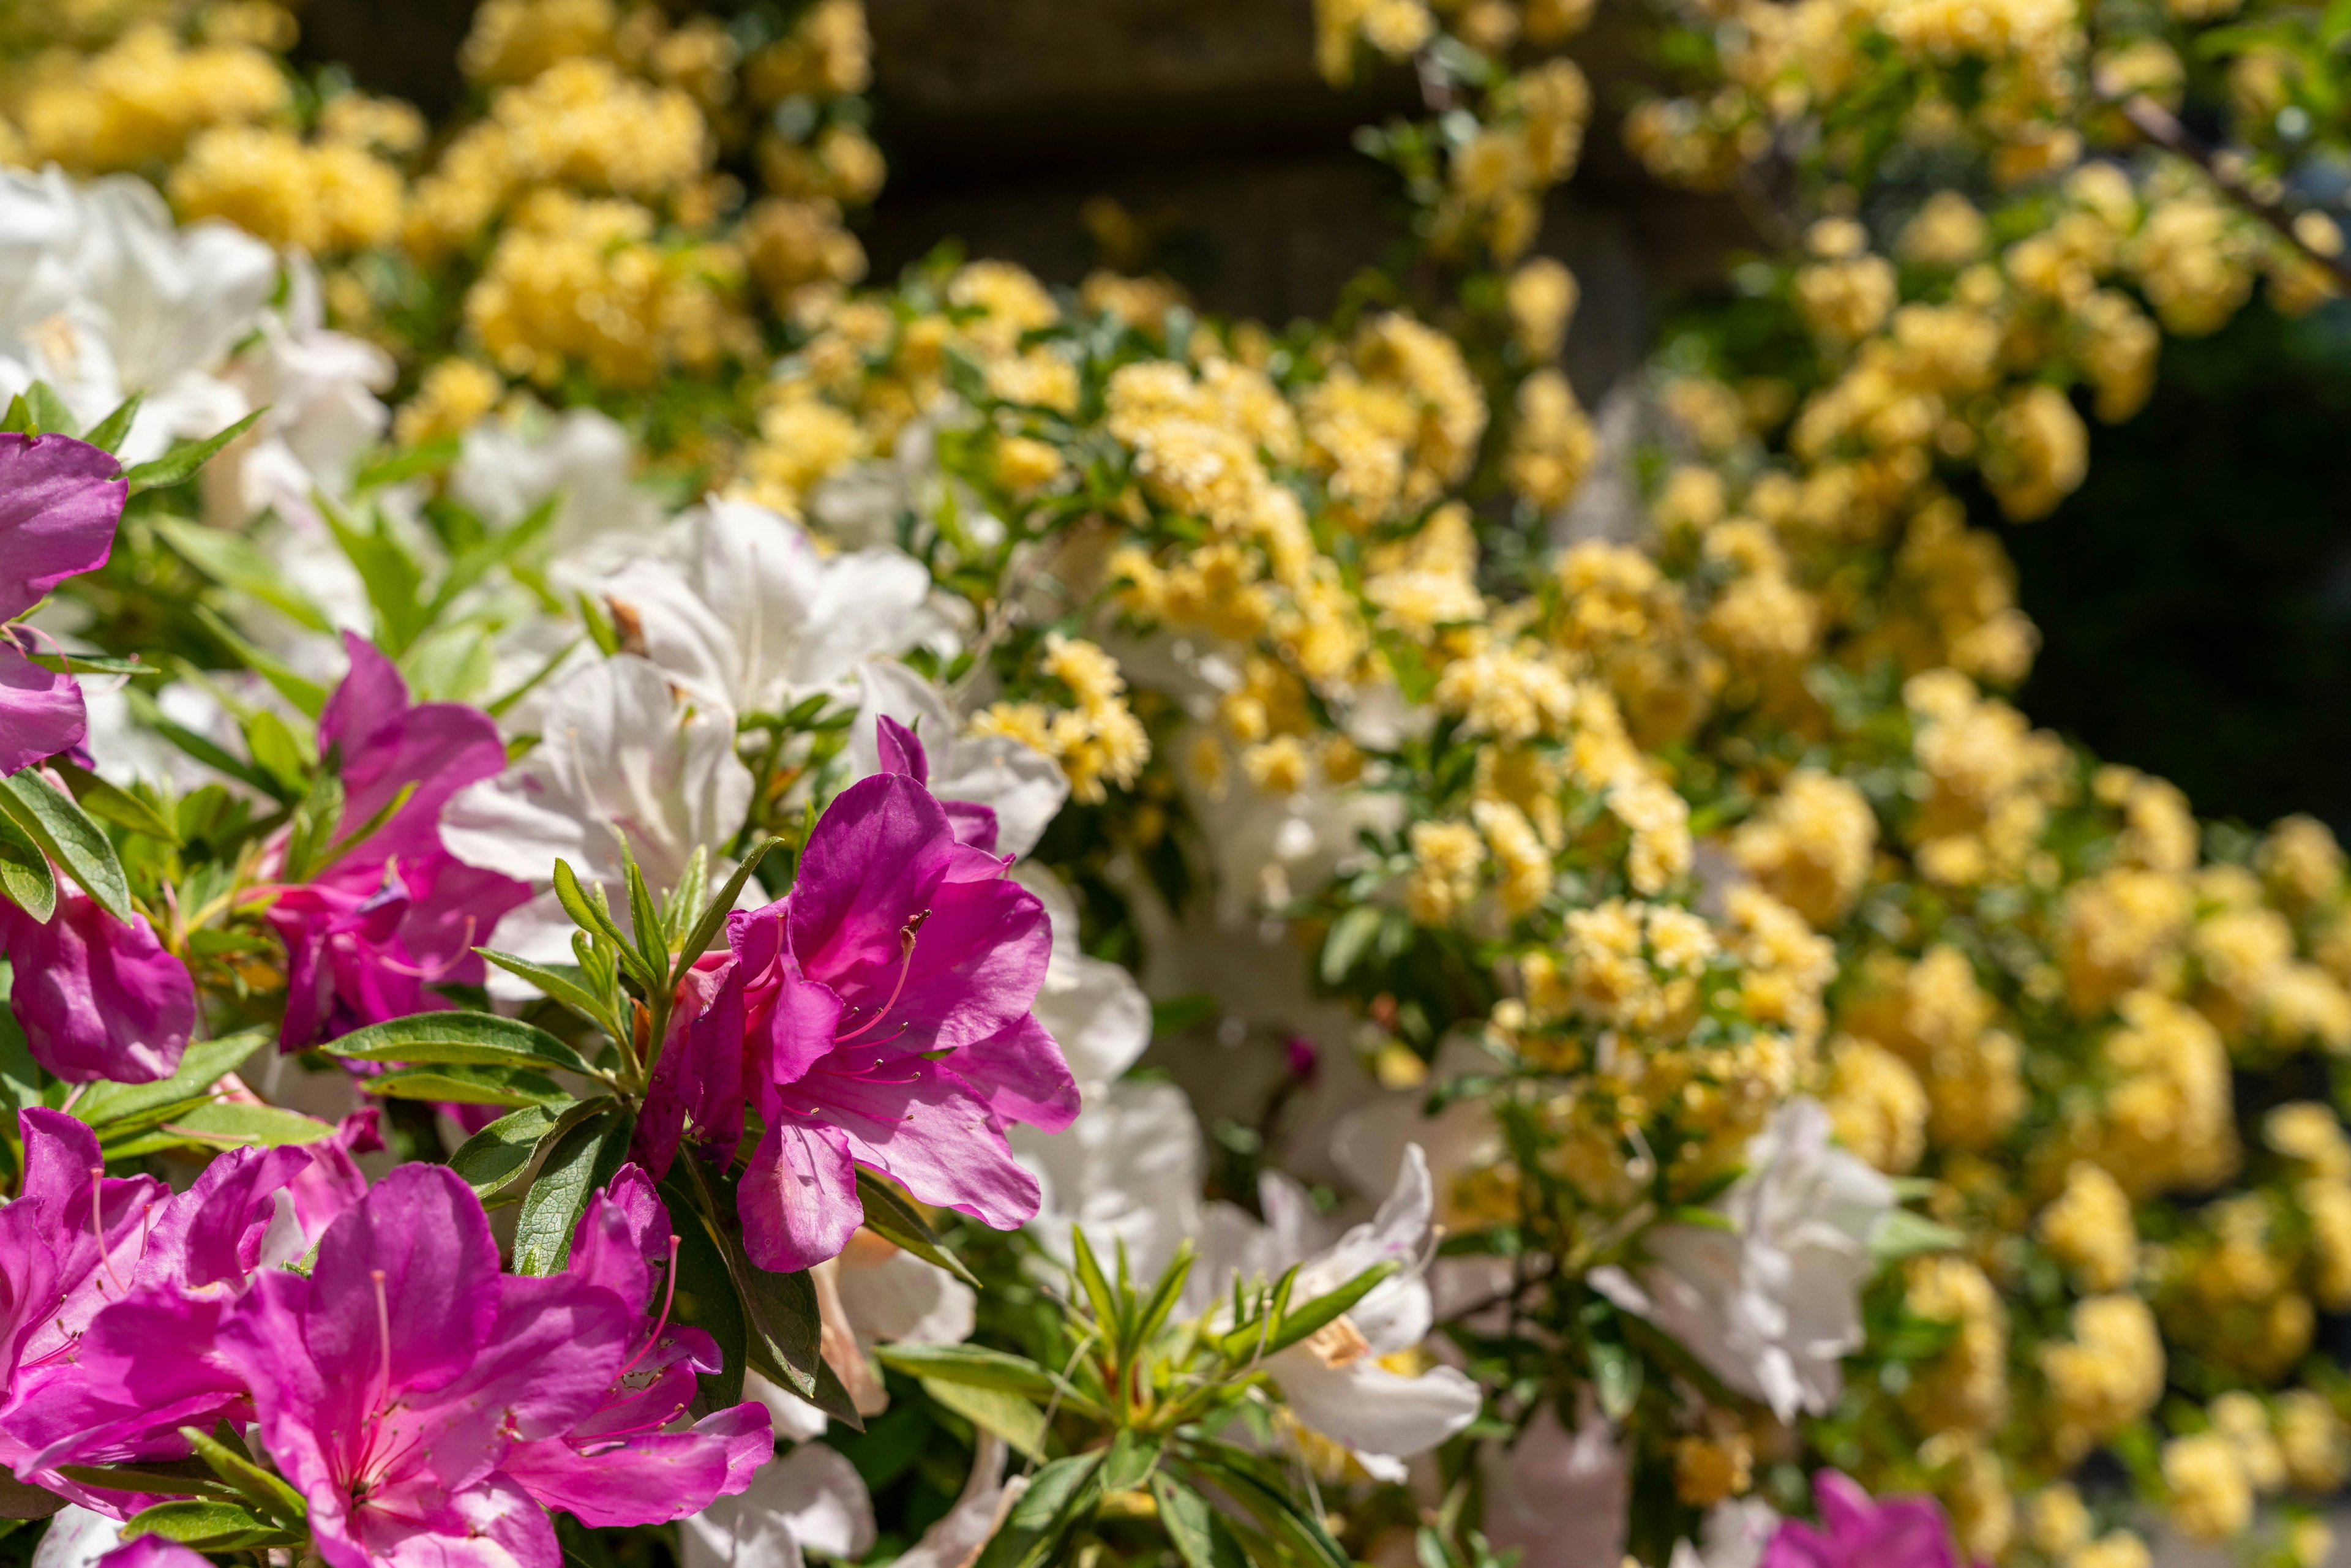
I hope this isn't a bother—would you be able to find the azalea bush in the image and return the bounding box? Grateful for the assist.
[0,0,2347,1565]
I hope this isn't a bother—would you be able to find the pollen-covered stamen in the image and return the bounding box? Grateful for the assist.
[833,910,929,1043]
[88,1165,122,1295]
[616,1234,682,1381]
[371,1268,393,1399]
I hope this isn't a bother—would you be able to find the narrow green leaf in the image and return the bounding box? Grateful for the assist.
[72,1032,264,1129]
[52,1465,233,1502]
[107,1101,334,1158]
[736,1255,862,1427]
[83,394,143,454]
[0,809,56,922]
[1,396,33,436]
[486,636,580,719]
[361,1063,569,1108]
[1151,1476,1250,1568]
[320,497,429,655]
[151,516,332,633]
[1320,906,1383,986]
[1069,1227,1123,1341]
[1099,1427,1159,1493]
[677,838,778,968]
[1132,1240,1196,1349]
[122,408,265,495]
[1870,1208,1964,1261]
[54,762,179,845]
[1245,1261,1398,1360]
[315,779,416,873]
[24,383,78,440]
[242,709,312,795]
[869,1343,1065,1403]
[511,1107,629,1275]
[476,950,618,1032]
[0,769,130,920]
[918,1378,1046,1460]
[193,606,328,719]
[426,492,559,621]
[123,687,287,800]
[621,850,667,990]
[179,1426,306,1528]
[853,1168,977,1286]
[971,1454,1103,1568]
[325,1010,600,1078]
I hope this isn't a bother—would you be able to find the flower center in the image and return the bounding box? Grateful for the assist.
[1302,1315,1373,1369]
[833,910,929,1043]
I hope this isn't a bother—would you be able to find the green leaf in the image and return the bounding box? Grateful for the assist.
[321,498,429,655]
[475,951,617,1034]
[1179,1446,1349,1568]
[869,1343,1065,1403]
[353,433,459,490]
[73,1032,265,1130]
[425,492,559,621]
[1132,1240,1196,1348]
[1069,1226,1125,1343]
[122,1497,295,1551]
[972,1454,1103,1568]
[281,770,345,887]
[553,859,637,962]
[0,396,26,436]
[124,686,287,801]
[24,383,78,439]
[0,770,129,920]
[107,1101,335,1158]
[54,762,179,845]
[1152,1476,1249,1568]
[324,1010,601,1079]
[661,1166,750,1413]
[83,394,142,454]
[193,605,329,719]
[361,1062,570,1108]
[180,1426,306,1528]
[677,838,778,967]
[122,408,264,495]
[853,1168,977,1286]
[736,1252,863,1427]
[151,516,332,633]
[448,1101,572,1206]
[1590,1337,1641,1422]
[0,1475,61,1521]
[52,1465,233,1502]
[0,809,55,923]
[1320,906,1384,986]
[621,850,667,989]
[1870,1207,1963,1261]
[511,1106,629,1275]
[918,1377,1046,1460]
[1099,1427,1159,1493]
[1235,1260,1398,1361]
[486,636,580,719]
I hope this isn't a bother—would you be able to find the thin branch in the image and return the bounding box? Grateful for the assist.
[2105,86,2351,294]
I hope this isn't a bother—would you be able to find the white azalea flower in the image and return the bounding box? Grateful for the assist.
[1668,1499,1781,1568]
[211,257,394,530]
[601,495,936,717]
[0,170,274,462]
[1014,865,1151,1095]
[680,1441,874,1568]
[1018,1081,1204,1285]
[441,655,753,980]
[453,403,662,569]
[887,1434,1027,1568]
[1589,1097,1894,1422]
[1480,1395,1628,1568]
[753,1229,978,1441]
[847,661,1068,858]
[29,1506,122,1568]
[1192,1145,1484,1480]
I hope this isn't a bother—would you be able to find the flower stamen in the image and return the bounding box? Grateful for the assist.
[834,911,928,1043]
[88,1166,122,1296]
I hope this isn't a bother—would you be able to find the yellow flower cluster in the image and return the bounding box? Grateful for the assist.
[8,23,287,171]
[975,636,1151,805]
[168,121,404,253]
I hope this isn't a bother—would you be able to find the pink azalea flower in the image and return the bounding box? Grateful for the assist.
[0,433,125,776]
[501,1166,771,1526]
[97,1539,210,1568]
[0,888,195,1083]
[1763,1471,1963,1568]
[263,634,528,1049]
[216,1163,636,1568]
[0,1109,378,1512]
[639,720,1075,1272]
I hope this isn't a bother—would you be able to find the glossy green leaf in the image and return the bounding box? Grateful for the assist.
[919,1378,1047,1460]
[72,1032,264,1130]
[83,394,141,454]
[324,1010,601,1078]
[1151,1476,1250,1568]
[511,1107,629,1275]
[151,516,333,633]
[853,1167,977,1286]
[361,1062,569,1108]
[54,762,179,845]
[122,409,264,495]
[0,769,129,920]
[0,809,55,923]
[970,1454,1102,1568]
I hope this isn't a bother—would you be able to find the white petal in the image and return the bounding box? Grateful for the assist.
[31,1507,120,1568]
[891,1436,1023,1568]
[1271,1350,1481,1460]
[683,1441,873,1568]
[838,1247,977,1348]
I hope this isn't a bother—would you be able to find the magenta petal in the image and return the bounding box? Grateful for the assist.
[874,714,929,784]
[942,799,1001,853]
[566,1165,667,1305]
[0,892,193,1084]
[0,434,124,621]
[502,1401,771,1528]
[641,956,748,1177]
[738,1120,861,1273]
[803,1056,1040,1231]
[759,964,844,1090]
[347,1472,561,1568]
[305,1163,503,1398]
[0,645,86,778]
[942,1014,1079,1134]
[320,633,510,863]
[98,1539,213,1568]
[786,773,954,988]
